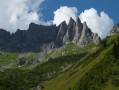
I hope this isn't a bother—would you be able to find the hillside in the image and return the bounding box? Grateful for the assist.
[0,17,100,71]
[0,41,95,90]
[41,27,119,90]
[0,24,118,90]
[0,0,118,90]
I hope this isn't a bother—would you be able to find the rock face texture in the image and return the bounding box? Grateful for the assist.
[63,18,76,44]
[54,21,68,47]
[108,24,119,36]
[0,17,101,52]
[73,17,83,44]
[0,29,11,45]
[0,23,59,52]
[54,17,101,47]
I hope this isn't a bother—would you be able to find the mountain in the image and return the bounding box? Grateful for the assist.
[0,23,119,90]
[108,24,119,36]
[0,17,101,70]
[0,17,103,90]
[0,17,101,71]
[0,17,100,53]
[54,17,101,48]
[0,23,59,52]
[41,23,119,90]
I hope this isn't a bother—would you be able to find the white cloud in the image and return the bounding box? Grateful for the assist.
[53,6,78,26]
[79,8,114,38]
[0,0,47,33]
[53,7,114,38]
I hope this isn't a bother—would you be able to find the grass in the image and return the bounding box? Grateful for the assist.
[0,52,18,66]
[41,44,110,90]
[0,52,41,69]
[2,33,119,90]
[40,42,95,64]
[52,42,96,58]
[103,80,119,90]
[41,33,119,90]
[24,56,34,61]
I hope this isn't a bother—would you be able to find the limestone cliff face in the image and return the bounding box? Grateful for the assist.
[0,29,11,44]
[0,23,59,52]
[0,18,101,52]
[26,23,58,43]
[108,24,119,36]
[78,22,93,45]
[55,17,101,47]
[55,21,68,47]
[93,33,101,44]
[63,18,76,44]
[73,17,83,44]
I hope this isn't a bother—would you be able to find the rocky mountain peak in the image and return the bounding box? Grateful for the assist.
[68,17,75,26]
[93,33,101,44]
[108,24,119,36]
[83,21,88,29]
[0,19,101,52]
[60,21,67,27]
[29,22,38,30]
[62,18,76,44]
[55,17,101,47]
[54,21,68,47]
[76,17,81,25]
[0,29,11,44]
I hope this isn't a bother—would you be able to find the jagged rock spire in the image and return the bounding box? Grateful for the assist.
[55,17,101,47]
[83,21,88,29]
[76,17,81,26]
[62,17,76,44]
[68,17,75,26]
[54,21,68,47]
[73,17,83,44]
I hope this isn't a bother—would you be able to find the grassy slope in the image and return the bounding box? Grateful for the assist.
[42,42,95,63]
[0,42,95,90]
[53,42,95,57]
[2,33,119,90]
[0,42,94,72]
[103,80,119,90]
[0,52,18,67]
[0,52,41,70]
[41,45,110,90]
[42,33,119,90]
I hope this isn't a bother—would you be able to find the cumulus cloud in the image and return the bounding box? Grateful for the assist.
[53,6,78,26]
[79,8,114,38]
[53,7,114,38]
[0,0,49,33]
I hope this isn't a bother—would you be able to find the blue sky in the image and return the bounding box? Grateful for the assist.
[42,0,118,24]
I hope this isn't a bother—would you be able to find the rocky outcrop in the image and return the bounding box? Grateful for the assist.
[26,23,58,44]
[93,33,101,44]
[73,17,83,44]
[54,21,68,47]
[0,23,59,52]
[108,24,119,36]
[63,17,76,44]
[0,18,101,52]
[0,29,11,46]
[55,17,101,47]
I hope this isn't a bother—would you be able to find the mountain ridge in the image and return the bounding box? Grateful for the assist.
[0,17,101,53]
[0,20,119,90]
[54,17,101,48]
